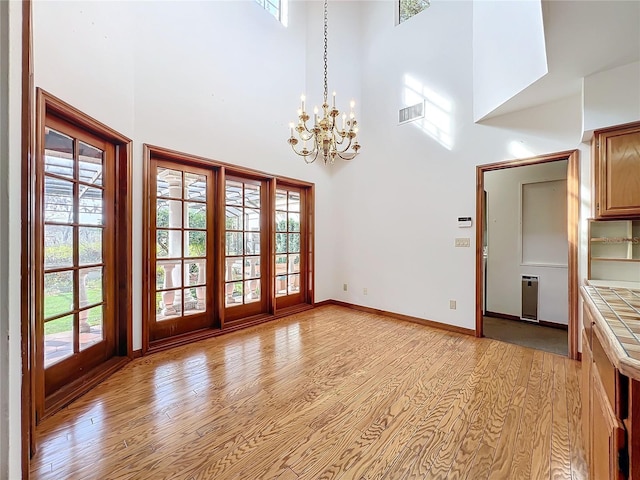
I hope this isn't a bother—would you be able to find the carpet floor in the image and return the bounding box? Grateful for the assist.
[483,316,568,356]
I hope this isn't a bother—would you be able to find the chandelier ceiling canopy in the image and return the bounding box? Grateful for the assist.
[287,0,361,164]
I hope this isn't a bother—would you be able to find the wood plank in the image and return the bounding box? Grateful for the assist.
[28,306,588,480]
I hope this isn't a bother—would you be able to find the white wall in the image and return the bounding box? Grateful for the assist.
[582,61,640,139]
[32,0,353,350]
[472,0,547,121]
[2,1,23,478]
[331,0,582,331]
[485,162,568,325]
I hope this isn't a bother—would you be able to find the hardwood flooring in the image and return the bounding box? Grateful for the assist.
[30,305,588,480]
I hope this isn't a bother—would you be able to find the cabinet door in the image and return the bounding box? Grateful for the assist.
[595,124,640,218]
[592,366,626,480]
[582,331,592,465]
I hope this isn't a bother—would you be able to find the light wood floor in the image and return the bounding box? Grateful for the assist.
[31,305,588,480]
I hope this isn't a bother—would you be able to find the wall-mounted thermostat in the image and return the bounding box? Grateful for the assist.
[458,217,473,228]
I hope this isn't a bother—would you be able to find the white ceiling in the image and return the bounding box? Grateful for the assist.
[480,0,640,120]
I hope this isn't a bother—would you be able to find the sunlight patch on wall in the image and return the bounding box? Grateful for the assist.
[508,140,535,159]
[402,74,454,150]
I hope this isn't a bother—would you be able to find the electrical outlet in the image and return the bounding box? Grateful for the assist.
[343,283,348,291]
[455,238,470,247]
[449,300,456,310]
[363,288,368,295]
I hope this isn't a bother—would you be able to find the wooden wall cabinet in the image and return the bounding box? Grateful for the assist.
[593,122,640,218]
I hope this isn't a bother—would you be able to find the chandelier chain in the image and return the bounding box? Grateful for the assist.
[287,0,361,164]
[323,0,328,103]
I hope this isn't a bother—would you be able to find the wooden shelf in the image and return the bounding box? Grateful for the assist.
[591,257,640,262]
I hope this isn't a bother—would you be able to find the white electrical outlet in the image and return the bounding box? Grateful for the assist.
[343,283,348,291]
[450,300,457,310]
[363,288,368,295]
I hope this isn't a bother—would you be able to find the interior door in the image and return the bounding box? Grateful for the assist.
[150,160,216,342]
[39,117,116,399]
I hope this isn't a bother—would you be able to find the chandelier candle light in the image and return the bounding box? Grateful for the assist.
[287,0,361,164]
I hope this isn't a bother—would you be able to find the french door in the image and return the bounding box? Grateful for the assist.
[37,116,116,400]
[149,160,216,342]
[144,145,314,351]
[223,176,269,323]
[274,185,308,309]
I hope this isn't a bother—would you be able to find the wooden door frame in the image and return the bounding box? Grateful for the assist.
[475,149,580,360]
[27,88,133,432]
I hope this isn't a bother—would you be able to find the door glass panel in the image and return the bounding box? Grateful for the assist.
[44,177,74,223]
[244,257,260,279]
[225,180,243,205]
[78,142,103,187]
[245,209,261,231]
[185,260,205,287]
[184,172,207,201]
[245,233,260,255]
[226,281,243,307]
[44,225,74,268]
[44,314,75,367]
[226,232,243,256]
[289,254,301,273]
[288,213,300,232]
[157,168,183,198]
[226,206,242,230]
[157,288,180,321]
[244,280,260,303]
[79,227,103,265]
[185,231,206,257]
[44,271,75,319]
[288,274,300,294]
[226,257,243,281]
[186,202,206,229]
[288,233,300,253]
[275,187,304,301]
[288,192,300,212]
[157,199,182,228]
[225,179,263,309]
[80,267,103,306]
[275,190,287,210]
[79,306,103,351]
[44,129,74,178]
[183,288,200,315]
[275,233,287,254]
[245,184,261,208]
[79,187,104,225]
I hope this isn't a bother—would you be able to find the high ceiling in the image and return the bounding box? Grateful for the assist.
[481,0,640,120]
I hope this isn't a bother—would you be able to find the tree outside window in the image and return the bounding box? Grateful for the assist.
[399,0,430,23]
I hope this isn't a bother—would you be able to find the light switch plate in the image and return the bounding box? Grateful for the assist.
[455,238,470,247]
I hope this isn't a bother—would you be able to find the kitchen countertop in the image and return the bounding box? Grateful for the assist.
[582,285,640,380]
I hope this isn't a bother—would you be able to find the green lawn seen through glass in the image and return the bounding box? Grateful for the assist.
[44,279,102,335]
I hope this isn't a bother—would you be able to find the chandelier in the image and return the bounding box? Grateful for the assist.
[287,0,361,164]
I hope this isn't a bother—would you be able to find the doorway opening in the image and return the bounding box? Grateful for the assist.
[475,150,580,360]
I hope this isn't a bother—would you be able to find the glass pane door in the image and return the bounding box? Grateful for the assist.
[275,186,305,308]
[150,162,215,342]
[224,177,267,321]
[40,121,115,398]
